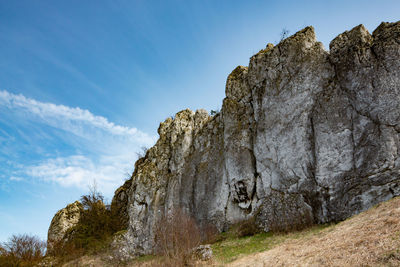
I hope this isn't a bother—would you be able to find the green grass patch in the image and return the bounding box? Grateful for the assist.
[211,223,334,263]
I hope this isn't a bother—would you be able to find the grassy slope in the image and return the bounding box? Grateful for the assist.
[226,196,400,267]
[211,224,332,264]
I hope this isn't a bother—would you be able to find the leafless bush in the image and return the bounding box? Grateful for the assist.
[0,234,46,267]
[154,209,202,266]
[279,28,290,42]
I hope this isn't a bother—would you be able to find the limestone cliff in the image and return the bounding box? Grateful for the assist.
[46,21,400,257]
[111,21,400,256]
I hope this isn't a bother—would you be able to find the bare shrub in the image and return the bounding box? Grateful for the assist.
[154,209,202,266]
[0,234,46,267]
[279,28,290,42]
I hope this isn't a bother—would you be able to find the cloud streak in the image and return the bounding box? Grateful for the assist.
[27,155,132,195]
[0,90,156,195]
[0,90,152,139]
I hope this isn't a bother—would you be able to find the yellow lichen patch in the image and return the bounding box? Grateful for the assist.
[197,161,209,173]
[136,161,160,186]
[157,117,173,136]
[228,65,248,81]
[257,43,274,55]
[174,109,194,121]
[222,98,240,113]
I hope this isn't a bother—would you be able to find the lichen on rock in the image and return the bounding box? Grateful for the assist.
[47,201,83,252]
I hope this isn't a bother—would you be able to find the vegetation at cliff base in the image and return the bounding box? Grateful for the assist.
[49,184,125,261]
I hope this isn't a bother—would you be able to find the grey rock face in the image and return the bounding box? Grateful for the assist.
[118,21,400,255]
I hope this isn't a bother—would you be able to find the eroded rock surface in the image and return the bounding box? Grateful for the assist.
[47,201,83,252]
[114,21,400,256]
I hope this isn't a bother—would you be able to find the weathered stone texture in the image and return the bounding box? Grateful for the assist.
[47,201,83,251]
[114,21,400,255]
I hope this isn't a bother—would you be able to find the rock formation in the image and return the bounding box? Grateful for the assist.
[113,21,400,256]
[48,21,400,257]
[47,201,83,251]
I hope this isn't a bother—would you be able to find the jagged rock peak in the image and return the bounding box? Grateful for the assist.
[157,109,211,137]
[282,25,316,47]
[329,24,373,57]
[225,66,249,101]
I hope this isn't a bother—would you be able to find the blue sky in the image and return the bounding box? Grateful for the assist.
[0,0,399,242]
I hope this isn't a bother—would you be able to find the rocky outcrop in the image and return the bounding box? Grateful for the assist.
[115,21,400,256]
[47,201,83,251]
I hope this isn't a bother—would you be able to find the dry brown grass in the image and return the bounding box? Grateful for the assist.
[61,255,107,267]
[229,197,400,267]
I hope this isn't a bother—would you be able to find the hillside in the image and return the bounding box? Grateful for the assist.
[59,196,400,266]
[227,196,400,266]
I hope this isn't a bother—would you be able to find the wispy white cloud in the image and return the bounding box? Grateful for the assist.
[0,90,156,195]
[27,155,133,195]
[0,90,153,141]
